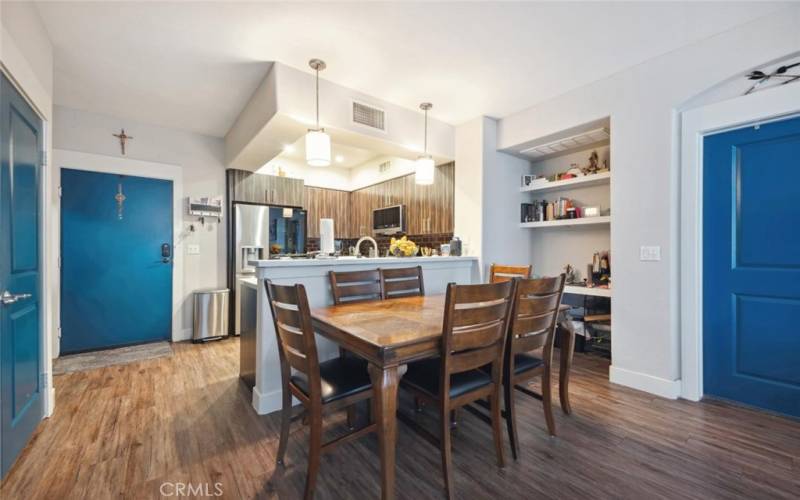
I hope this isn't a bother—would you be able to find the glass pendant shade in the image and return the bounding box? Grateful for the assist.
[305,129,331,167]
[415,156,435,185]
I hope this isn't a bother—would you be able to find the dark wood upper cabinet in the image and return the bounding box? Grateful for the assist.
[228,163,454,239]
[305,186,350,238]
[227,169,304,207]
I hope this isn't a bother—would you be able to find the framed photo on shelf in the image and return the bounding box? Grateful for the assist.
[521,174,538,187]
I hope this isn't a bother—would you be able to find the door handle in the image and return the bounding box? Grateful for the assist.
[161,243,172,263]
[1,290,32,305]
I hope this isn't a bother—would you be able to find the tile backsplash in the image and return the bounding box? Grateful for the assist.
[307,233,454,256]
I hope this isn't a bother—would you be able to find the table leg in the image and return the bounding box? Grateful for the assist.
[368,363,406,500]
[558,322,575,415]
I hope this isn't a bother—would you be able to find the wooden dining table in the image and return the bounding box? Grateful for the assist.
[311,294,575,500]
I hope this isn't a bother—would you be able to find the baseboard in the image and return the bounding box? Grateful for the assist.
[609,365,682,400]
[252,386,283,415]
[174,328,193,342]
[46,387,56,417]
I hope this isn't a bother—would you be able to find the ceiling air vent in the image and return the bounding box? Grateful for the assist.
[352,100,386,132]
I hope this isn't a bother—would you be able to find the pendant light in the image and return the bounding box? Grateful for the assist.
[305,59,331,167]
[415,102,434,185]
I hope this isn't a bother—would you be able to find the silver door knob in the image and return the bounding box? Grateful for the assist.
[1,290,32,305]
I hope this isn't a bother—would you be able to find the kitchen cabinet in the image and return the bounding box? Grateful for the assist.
[228,169,304,207]
[264,175,304,207]
[349,187,371,238]
[345,162,455,237]
[305,186,350,238]
[402,162,454,234]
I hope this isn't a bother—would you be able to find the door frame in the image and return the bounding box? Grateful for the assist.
[679,83,800,401]
[53,149,184,356]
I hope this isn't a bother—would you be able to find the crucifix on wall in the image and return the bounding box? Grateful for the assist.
[112,128,133,155]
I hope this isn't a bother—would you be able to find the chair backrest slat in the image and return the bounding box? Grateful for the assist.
[330,269,383,304]
[512,313,553,338]
[516,292,561,316]
[273,304,303,329]
[489,263,532,284]
[451,300,508,327]
[380,266,425,299]
[440,281,515,382]
[507,275,566,365]
[282,342,310,373]
[265,280,320,391]
[450,319,508,352]
[449,345,501,373]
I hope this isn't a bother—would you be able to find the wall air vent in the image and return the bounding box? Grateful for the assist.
[352,100,386,132]
[379,161,392,173]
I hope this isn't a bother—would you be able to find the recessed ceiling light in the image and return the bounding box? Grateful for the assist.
[335,155,344,163]
[283,144,295,153]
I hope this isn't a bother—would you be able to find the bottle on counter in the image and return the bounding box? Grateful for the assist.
[450,236,462,256]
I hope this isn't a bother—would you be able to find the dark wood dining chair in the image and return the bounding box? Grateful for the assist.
[503,274,566,459]
[401,280,515,500]
[265,280,376,500]
[489,263,532,283]
[328,269,384,427]
[379,266,425,299]
[329,269,383,304]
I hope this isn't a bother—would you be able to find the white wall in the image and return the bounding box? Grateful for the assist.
[494,6,800,397]
[454,117,532,280]
[481,118,533,278]
[53,106,227,344]
[454,117,485,272]
[1,0,56,414]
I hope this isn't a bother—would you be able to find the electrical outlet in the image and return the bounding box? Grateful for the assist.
[187,244,200,255]
[640,245,661,261]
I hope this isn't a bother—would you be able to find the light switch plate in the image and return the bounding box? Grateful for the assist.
[187,244,200,255]
[640,245,661,261]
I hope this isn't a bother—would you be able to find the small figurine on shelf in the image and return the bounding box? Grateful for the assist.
[564,264,577,284]
[584,150,600,175]
[599,251,611,286]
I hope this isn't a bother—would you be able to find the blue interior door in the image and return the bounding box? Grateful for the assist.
[1,74,44,478]
[704,116,800,418]
[60,169,173,354]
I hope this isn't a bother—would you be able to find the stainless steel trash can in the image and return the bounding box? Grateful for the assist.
[193,288,229,342]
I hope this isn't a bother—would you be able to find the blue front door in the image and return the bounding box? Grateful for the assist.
[1,74,44,478]
[703,115,800,418]
[60,169,173,353]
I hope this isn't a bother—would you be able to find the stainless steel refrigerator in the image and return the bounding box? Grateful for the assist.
[233,203,306,335]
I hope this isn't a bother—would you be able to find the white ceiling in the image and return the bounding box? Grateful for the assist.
[35,1,790,137]
[278,137,381,169]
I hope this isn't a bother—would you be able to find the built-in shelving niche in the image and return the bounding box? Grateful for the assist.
[505,116,612,358]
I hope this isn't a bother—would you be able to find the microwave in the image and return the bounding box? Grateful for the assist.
[373,205,406,235]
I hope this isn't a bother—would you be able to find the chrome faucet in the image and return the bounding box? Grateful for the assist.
[355,236,378,258]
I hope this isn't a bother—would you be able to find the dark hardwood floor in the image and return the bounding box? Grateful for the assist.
[1,338,797,499]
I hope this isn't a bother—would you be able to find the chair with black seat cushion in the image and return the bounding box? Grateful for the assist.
[401,280,515,500]
[266,280,375,500]
[379,266,425,299]
[503,274,566,459]
[328,269,383,428]
[489,263,532,283]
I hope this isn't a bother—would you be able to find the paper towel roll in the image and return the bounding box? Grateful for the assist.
[320,218,335,254]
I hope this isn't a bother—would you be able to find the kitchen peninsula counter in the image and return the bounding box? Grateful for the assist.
[246,255,478,414]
